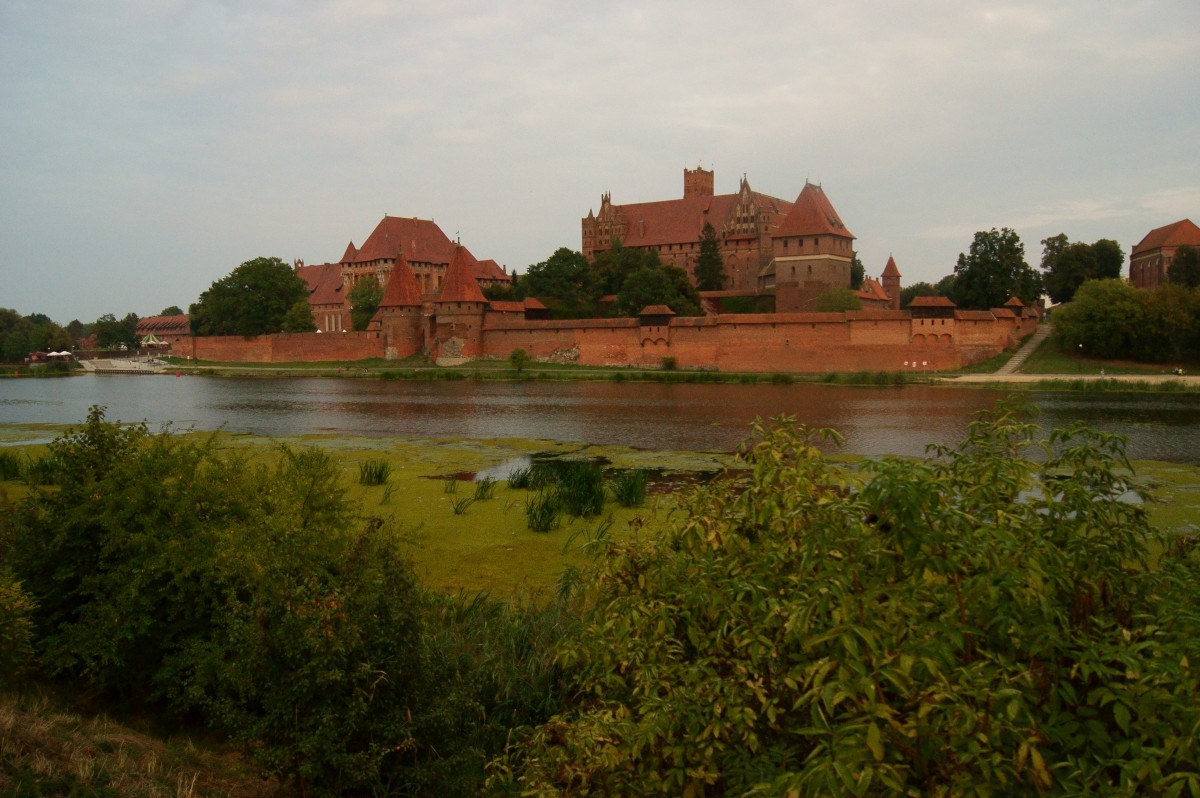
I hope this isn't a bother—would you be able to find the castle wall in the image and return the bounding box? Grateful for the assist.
[189,332,382,363]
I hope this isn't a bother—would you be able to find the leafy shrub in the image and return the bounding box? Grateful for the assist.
[0,569,36,686]
[0,450,21,480]
[358,458,391,485]
[494,399,1200,796]
[660,356,677,371]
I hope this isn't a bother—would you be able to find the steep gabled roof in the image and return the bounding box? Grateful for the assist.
[1133,219,1200,255]
[639,305,676,316]
[774,182,854,239]
[377,252,422,308]
[437,245,486,303]
[598,191,793,248]
[351,216,463,265]
[856,278,891,302]
[340,241,358,262]
[474,258,512,283]
[297,262,345,306]
[1003,296,1025,308]
[881,256,900,278]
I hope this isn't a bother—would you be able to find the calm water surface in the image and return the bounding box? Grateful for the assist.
[2,374,1199,462]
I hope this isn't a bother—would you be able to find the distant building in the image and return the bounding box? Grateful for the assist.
[296,216,510,332]
[1130,219,1200,288]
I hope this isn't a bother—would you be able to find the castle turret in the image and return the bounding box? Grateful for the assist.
[431,245,487,361]
[371,251,423,359]
[684,166,714,198]
[881,256,901,311]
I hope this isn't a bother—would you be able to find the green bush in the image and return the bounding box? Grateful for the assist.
[0,450,21,480]
[493,400,1200,795]
[660,356,677,371]
[0,569,37,687]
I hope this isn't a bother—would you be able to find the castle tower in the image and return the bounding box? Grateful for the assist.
[766,182,856,310]
[683,166,714,198]
[371,251,423,359]
[431,245,487,361]
[881,256,902,311]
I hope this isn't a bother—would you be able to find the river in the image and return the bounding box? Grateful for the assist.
[2,374,1199,462]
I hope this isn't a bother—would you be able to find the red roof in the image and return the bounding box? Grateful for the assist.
[955,310,995,321]
[639,305,676,316]
[774,182,854,239]
[910,296,956,308]
[992,308,1017,319]
[341,241,358,262]
[600,191,793,248]
[298,262,345,307]
[488,301,526,313]
[136,315,190,335]
[377,252,422,308]
[881,256,900,278]
[1133,219,1200,255]
[437,245,486,303]
[856,277,890,302]
[474,258,512,283]
[1003,296,1025,307]
[523,297,547,310]
[349,216,467,266]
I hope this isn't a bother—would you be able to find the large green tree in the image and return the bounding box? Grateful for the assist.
[281,299,317,333]
[899,281,939,308]
[495,402,1200,796]
[693,223,725,291]
[1169,246,1200,289]
[613,264,701,317]
[949,227,1041,309]
[93,312,139,349]
[850,255,865,290]
[189,257,308,337]
[1040,234,1125,304]
[348,275,384,331]
[520,248,596,318]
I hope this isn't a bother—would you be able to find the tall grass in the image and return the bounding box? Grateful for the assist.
[610,469,648,507]
[474,477,496,500]
[358,459,392,486]
[0,450,21,480]
[525,491,561,532]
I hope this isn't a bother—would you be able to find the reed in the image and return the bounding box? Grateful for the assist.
[357,458,392,486]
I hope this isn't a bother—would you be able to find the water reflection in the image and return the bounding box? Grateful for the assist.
[1,375,1199,463]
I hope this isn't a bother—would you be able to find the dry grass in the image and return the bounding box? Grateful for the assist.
[0,689,281,798]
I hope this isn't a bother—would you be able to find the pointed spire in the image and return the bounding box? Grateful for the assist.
[341,241,358,263]
[377,251,422,308]
[882,256,900,278]
[437,245,486,303]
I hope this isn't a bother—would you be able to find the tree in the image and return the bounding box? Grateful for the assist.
[495,402,1200,795]
[899,281,939,308]
[92,312,139,349]
[613,265,701,317]
[281,299,317,333]
[1052,278,1145,358]
[160,305,184,317]
[348,275,384,331]
[520,248,596,318]
[850,255,865,290]
[189,257,309,337]
[949,227,1041,309]
[1040,235,1126,304]
[1091,238,1124,279]
[593,239,657,296]
[509,348,531,373]
[1169,245,1200,289]
[694,223,725,291]
[814,287,862,312]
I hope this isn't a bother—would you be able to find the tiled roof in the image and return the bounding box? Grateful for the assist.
[341,241,358,262]
[474,258,512,283]
[523,297,547,310]
[488,301,526,313]
[910,296,956,308]
[639,305,676,316]
[601,191,793,248]
[136,315,190,335]
[991,308,1017,319]
[437,245,486,303]
[350,216,465,265]
[1133,219,1200,255]
[1003,296,1025,307]
[774,182,854,239]
[297,262,345,306]
[377,252,422,308]
[848,309,909,320]
[856,278,891,302]
[881,256,900,278]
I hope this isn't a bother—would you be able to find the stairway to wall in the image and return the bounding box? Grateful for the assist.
[995,323,1051,375]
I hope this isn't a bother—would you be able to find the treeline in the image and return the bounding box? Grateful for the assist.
[8,403,1200,794]
[1054,278,1200,362]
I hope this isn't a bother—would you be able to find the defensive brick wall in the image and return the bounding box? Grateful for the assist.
[188,332,382,363]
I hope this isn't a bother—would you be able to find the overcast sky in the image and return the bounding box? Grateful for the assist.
[2,0,1197,324]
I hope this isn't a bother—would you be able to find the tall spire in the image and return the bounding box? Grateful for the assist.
[437,245,486,303]
[377,251,422,308]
